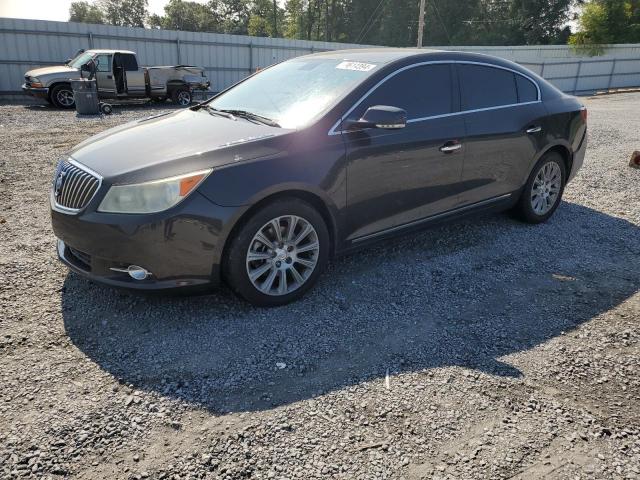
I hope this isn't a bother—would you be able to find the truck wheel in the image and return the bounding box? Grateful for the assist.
[171,87,192,106]
[50,84,75,109]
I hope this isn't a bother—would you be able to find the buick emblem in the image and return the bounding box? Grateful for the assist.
[54,171,66,197]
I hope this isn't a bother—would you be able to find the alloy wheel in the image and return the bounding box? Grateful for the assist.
[57,89,75,107]
[245,215,320,296]
[530,160,562,215]
[177,91,191,106]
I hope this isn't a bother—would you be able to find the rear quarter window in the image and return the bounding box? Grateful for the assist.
[458,64,518,110]
[516,75,538,102]
[121,54,138,71]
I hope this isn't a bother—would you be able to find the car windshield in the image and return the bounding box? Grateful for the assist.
[206,58,380,129]
[68,52,95,68]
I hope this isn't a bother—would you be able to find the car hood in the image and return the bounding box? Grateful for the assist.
[69,109,294,184]
[25,65,78,79]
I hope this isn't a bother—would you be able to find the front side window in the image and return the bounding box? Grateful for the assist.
[95,55,111,72]
[355,64,454,120]
[208,58,380,129]
[459,64,518,110]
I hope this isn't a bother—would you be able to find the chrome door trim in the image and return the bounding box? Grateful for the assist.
[329,60,542,136]
[351,193,513,243]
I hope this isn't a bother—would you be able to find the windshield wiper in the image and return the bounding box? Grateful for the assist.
[200,105,237,121]
[219,109,281,128]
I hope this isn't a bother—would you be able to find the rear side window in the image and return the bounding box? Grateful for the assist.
[121,54,138,71]
[516,75,538,102]
[359,64,454,119]
[459,64,517,110]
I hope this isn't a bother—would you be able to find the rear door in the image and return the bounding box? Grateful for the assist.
[456,63,547,205]
[120,53,146,97]
[344,63,466,241]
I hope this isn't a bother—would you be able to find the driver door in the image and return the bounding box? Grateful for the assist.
[344,63,466,241]
[94,54,115,97]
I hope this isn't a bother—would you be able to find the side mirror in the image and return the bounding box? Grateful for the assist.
[349,105,407,130]
[65,58,72,65]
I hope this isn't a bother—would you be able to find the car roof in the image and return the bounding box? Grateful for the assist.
[307,48,443,64]
[303,47,545,83]
[87,49,135,55]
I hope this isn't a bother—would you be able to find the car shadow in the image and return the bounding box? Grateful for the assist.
[62,202,640,414]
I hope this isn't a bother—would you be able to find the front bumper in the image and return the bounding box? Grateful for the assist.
[22,84,49,99]
[52,191,241,291]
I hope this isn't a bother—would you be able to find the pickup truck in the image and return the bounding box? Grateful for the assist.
[22,49,210,108]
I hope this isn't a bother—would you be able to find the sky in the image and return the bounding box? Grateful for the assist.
[0,0,209,22]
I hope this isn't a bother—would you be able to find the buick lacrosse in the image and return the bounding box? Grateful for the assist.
[51,48,587,306]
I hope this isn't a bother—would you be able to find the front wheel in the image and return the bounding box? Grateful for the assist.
[515,151,566,224]
[223,199,330,307]
[50,84,75,109]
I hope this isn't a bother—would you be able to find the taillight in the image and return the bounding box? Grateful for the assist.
[580,106,587,123]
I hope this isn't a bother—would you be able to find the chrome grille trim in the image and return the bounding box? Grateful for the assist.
[51,158,103,214]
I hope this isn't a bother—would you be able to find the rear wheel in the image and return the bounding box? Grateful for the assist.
[171,87,192,106]
[223,199,330,307]
[50,84,75,109]
[515,151,566,223]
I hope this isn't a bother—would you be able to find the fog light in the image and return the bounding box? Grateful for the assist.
[109,265,151,280]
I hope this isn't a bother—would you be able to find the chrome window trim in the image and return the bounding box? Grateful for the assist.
[51,157,103,215]
[328,60,542,136]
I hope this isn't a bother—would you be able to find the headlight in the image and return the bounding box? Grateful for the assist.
[98,169,211,214]
[30,77,43,88]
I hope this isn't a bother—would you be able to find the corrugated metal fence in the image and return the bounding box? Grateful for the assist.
[1,17,640,100]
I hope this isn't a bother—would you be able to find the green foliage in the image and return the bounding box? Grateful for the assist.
[569,0,640,55]
[280,0,576,46]
[69,1,105,24]
[97,0,148,27]
[68,0,582,47]
[148,0,220,31]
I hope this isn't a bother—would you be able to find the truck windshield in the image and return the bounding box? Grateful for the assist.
[207,58,379,129]
[69,52,95,69]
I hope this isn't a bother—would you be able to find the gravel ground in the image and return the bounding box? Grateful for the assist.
[0,95,639,480]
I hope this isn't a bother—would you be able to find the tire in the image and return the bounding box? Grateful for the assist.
[515,151,566,224]
[100,103,113,115]
[171,87,192,106]
[50,84,75,109]
[223,199,330,307]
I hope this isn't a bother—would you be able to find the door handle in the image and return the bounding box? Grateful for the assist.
[106,75,113,79]
[439,142,462,153]
[526,126,542,134]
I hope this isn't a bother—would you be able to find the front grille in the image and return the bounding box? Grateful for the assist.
[24,75,31,86]
[53,160,100,210]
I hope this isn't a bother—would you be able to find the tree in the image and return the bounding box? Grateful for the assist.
[97,0,148,27]
[570,0,640,52]
[215,0,252,34]
[248,0,285,36]
[69,1,105,24]
[148,0,220,31]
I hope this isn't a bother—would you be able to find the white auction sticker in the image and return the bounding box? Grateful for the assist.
[336,61,377,72]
